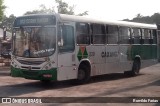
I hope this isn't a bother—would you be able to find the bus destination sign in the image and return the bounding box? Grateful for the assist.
[13,15,56,27]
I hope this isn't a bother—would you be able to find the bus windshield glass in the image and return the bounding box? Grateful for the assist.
[13,26,56,58]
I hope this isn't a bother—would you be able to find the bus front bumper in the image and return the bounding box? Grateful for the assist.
[11,66,57,81]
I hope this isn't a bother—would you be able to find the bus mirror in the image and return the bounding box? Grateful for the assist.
[58,39,64,47]
[58,25,64,47]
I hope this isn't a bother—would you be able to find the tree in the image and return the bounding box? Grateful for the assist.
[24,0,88,16]
[55,0,88,15]
[0,0,6,21]
[123,13,160,24]
[55,0,74,15]
[24,4,55,15]
[136,13,143,18]
[0,14,16,32]
[130,13,160,24]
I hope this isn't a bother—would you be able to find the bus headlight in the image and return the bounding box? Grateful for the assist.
[11,61,19,68]
[42,63,52,70]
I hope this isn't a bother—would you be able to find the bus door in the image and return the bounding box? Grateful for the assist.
[57,23,77,80]
[105,25,120,73]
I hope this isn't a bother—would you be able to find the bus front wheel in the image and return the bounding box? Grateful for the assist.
[77,65,90,84]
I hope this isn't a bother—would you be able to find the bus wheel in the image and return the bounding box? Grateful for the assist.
[124,60,140,76]
[77,65,90,84]
[131,60,140,76]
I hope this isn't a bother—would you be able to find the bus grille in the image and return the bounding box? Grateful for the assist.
[22,71,39,77]
[18,60,44,65]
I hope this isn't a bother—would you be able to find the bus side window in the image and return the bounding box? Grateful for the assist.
[153,29,157,44]
[132,28,141,44]
[106,25,118,44]
[91,24,106,44]
[149,30,153,44]
[143,29,150,44]
[140,29,144,44]
[119,26,131,44]
[76,22,90,45]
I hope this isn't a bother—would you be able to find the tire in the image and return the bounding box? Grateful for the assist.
[77,65,90,84]
[124,60,140,77]
[131,60,141,76]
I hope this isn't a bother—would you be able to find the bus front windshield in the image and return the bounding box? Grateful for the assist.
[13,27,56,58]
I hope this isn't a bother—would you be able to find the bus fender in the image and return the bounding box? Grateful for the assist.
[78,59,91,72]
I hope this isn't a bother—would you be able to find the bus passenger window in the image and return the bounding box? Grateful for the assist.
[91,24,106,44]
[143,29,150,44]
[76,22,90,45]
[106,25,118,44]
[119,27,131,44]
[132,28,141,44]
[140,29,144,44]
[153,29,157,44]
[149,30,153,44]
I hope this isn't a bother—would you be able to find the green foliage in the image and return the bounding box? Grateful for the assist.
[24,0,88,16]
[55,0,74,15]
[0,14,16,32]
[77,11,88,16]
[124,13,160,24]
[0,0,6,21]
[24,4,55,15]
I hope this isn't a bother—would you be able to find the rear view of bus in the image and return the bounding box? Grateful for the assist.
[11,14,57,81]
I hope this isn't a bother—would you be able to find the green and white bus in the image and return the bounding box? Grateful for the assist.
[11,14,158,83]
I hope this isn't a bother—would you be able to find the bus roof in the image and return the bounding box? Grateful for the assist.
[14,14,157,29]
[59,14,157,29]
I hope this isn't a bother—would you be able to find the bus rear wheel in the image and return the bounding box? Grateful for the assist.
[124,60,140,76]
[77,65,90,84]
[131,60,140,76]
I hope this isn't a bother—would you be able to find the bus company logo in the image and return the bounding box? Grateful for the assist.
[2,98,11,103]
[77,46,88,61]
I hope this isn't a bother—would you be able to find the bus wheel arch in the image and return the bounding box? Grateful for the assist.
[77,60,91,84]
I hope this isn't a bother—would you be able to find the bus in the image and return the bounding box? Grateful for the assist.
[11,14,158,83]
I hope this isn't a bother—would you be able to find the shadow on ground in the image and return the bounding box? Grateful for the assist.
[0,73,143,97]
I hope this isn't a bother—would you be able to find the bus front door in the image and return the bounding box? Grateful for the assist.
[57,24,77,81]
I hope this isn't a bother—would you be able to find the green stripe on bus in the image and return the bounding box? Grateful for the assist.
[11,66,57,81]
[127,45,157,60]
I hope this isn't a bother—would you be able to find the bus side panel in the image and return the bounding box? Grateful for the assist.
[106,45,122,73]
[119,45,133,72]
[57,52,77,81]
[129,44,158,68]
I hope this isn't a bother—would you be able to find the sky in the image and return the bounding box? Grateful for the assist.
[4,0,160,20]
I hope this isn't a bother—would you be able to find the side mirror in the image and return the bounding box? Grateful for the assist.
[58,25,64,47]
[58,39,64,47]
